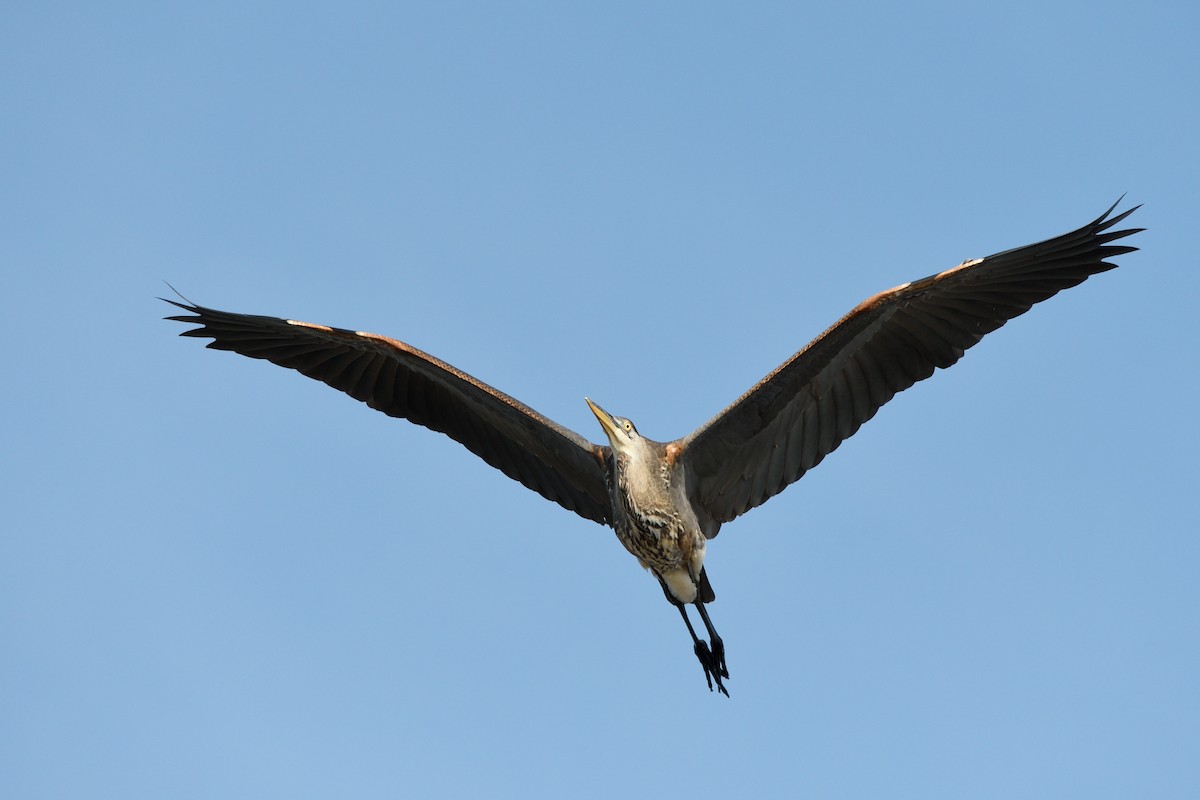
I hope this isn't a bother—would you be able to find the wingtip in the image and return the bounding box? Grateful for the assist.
[1092,198,1141,238]
[163,281,194,301]
[160,283,206,323]
[1099,196,1142,226]
[159,282,201,311]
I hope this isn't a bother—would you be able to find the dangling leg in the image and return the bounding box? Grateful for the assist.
[689,566,729,688]
[694,600,729,682]
[659,579,728,696]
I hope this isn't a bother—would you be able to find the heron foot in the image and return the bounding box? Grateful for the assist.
[711,633,729,680]
[693,639,730,697]
[694,640,714,689]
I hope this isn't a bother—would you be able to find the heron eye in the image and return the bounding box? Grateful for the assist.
[623,421,632,431]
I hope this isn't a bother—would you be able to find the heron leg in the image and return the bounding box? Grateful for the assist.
[658,579,728,696]
[694,601,729,683]
[672,604,715,690]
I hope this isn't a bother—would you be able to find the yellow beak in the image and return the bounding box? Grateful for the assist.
[585,397,622,442]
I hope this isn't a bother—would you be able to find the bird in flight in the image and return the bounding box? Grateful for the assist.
[167,201,1140,696]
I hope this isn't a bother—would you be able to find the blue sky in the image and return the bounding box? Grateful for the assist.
[3,2,1197,797]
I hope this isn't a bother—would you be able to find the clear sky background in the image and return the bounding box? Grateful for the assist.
[3,2,1197,798]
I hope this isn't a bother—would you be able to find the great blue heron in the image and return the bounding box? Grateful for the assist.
[167,201,1140,696]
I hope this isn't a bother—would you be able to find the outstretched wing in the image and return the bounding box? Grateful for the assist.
[678,201,1141,527]
[166,300,612,525]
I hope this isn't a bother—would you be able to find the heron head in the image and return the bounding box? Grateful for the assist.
[585,397,640,451]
